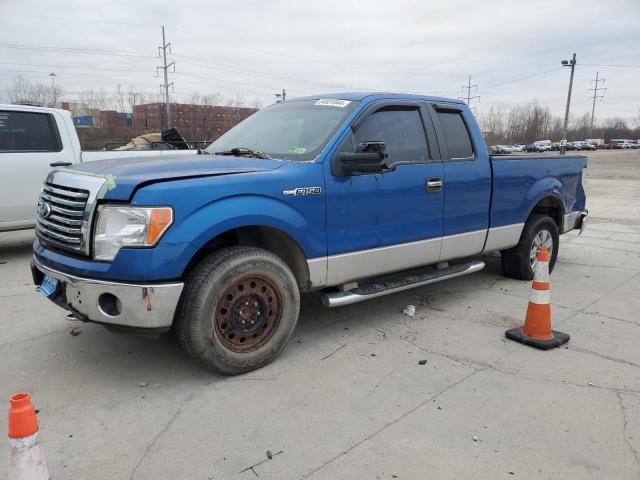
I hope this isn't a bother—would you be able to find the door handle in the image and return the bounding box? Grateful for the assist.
[426,177,443,193]
[50,162,72,167]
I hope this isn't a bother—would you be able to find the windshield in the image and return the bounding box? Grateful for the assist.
[206,99,359,161]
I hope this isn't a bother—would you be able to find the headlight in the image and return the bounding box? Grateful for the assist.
[93,206,173,261]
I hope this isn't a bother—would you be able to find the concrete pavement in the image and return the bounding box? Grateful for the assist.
[1,149,639,479]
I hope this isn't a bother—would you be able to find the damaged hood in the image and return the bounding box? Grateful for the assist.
[68,153,285,199]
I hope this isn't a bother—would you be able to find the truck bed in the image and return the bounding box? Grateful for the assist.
[490,154,588,228]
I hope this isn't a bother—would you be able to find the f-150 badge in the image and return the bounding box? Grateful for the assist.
[283,187,322,196]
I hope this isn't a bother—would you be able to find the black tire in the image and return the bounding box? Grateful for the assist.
[501,214,559,280]
[176,246,300,374]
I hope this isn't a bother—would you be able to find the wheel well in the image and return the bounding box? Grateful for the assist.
[531,196,563,229]
[184,226,311,291]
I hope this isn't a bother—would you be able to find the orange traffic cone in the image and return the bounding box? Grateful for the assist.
[505,245,570,349]
[7,393,50,480]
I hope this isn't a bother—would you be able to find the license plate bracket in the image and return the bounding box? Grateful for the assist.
[37,275,59,298]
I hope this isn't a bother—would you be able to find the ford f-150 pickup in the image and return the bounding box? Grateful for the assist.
[31,93,588,374]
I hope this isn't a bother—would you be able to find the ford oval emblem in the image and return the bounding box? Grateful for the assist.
[38,201,52,219]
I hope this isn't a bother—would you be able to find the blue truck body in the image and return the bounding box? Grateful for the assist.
[34,93,586,284]
[31,92,587,372]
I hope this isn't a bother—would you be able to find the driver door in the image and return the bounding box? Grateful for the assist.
[324,102,444,285]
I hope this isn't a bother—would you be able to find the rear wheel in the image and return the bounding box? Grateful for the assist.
[176,246,300,374]
[501,214,559,280]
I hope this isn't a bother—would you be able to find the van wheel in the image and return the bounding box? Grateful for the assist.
[501,214,559,280]
[176,246,300,374]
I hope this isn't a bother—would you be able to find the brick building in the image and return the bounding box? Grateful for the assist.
[99,110,132,128]
[132,103,258,141]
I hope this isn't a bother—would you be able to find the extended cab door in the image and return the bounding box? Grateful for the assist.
[324,102,444,285]
[428,104,491,260]
[0,109,70,229]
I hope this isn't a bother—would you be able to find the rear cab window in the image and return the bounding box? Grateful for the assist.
[0,110,62,152]
[434,107,474,160]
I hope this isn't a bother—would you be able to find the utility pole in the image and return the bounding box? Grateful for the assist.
[560,53,577,155]
[275,88,286,102]
[157,26,175,130]
[588,71,606,138]
[48,73,56,107]
[460,75,480,111]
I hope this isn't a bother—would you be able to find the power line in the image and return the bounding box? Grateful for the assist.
[588,71,606,136]
[0,62,150,74]
[171,53,369,92]
[0,43,154,58]
[173,71,309,96]
[581,63,640,68]
[0,12,159,28]
[483,67,563,90]
[0,68,153,78]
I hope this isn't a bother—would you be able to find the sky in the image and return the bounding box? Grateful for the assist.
[1,0,639,122]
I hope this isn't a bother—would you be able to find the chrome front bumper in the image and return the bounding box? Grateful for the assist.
[31,257,184,329]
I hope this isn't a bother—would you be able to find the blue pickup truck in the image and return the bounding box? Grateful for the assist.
[31,93,588,373]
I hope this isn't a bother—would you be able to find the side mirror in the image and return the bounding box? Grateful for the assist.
[335,141,389,176]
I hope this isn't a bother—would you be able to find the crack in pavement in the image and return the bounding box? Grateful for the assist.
[616,391,640,470]
[0,327,69,352]
[580,310,640,327]
[568,345,640,369]
[301,368,481,479]
[129,378,219,480]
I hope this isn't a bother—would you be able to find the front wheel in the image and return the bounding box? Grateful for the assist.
[176,246,300,374]
[501,214,559,280]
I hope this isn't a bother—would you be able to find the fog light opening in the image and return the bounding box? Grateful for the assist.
[98,293,122,317]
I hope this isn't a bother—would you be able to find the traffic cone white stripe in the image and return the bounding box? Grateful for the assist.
[535,260,549,282]
[529,288,551,304]
[8,433,49,480]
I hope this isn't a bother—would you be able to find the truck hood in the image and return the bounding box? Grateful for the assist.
[69,153,285,199]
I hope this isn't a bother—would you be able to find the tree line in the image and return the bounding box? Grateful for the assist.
[1,76,264,112]
[479,102,640,145]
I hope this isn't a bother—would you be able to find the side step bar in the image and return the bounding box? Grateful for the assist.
[319,260,485,308]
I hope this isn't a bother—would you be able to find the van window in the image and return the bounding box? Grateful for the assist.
[352,108,428,164]
[0,111,61,152]
[436,110,474,160]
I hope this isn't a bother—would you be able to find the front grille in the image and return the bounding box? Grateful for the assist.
[36,181,89,252]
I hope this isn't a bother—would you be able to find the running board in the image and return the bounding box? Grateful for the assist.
[319,260,485,308]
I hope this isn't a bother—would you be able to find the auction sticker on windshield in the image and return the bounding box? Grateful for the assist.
[314,99,351,107]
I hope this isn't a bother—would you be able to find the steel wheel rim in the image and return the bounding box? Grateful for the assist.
[214,275,281,353]
[530,229,553,269]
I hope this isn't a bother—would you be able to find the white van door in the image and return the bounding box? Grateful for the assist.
[0,109,70,230]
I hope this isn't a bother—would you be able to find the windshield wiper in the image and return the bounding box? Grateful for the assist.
[214,147,271,159]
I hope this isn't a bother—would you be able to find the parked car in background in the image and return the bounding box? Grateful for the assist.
[512,144,525,152]
[585,138,604,147]
[610,139,632,149]
[525,143,538,152]
[0,105,199,232]
[579,141,597,151]
[525,141,552,152]
[491,145,513,154]
[534,140,553,151]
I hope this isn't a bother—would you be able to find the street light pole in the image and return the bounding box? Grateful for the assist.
[560,53,577,155]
